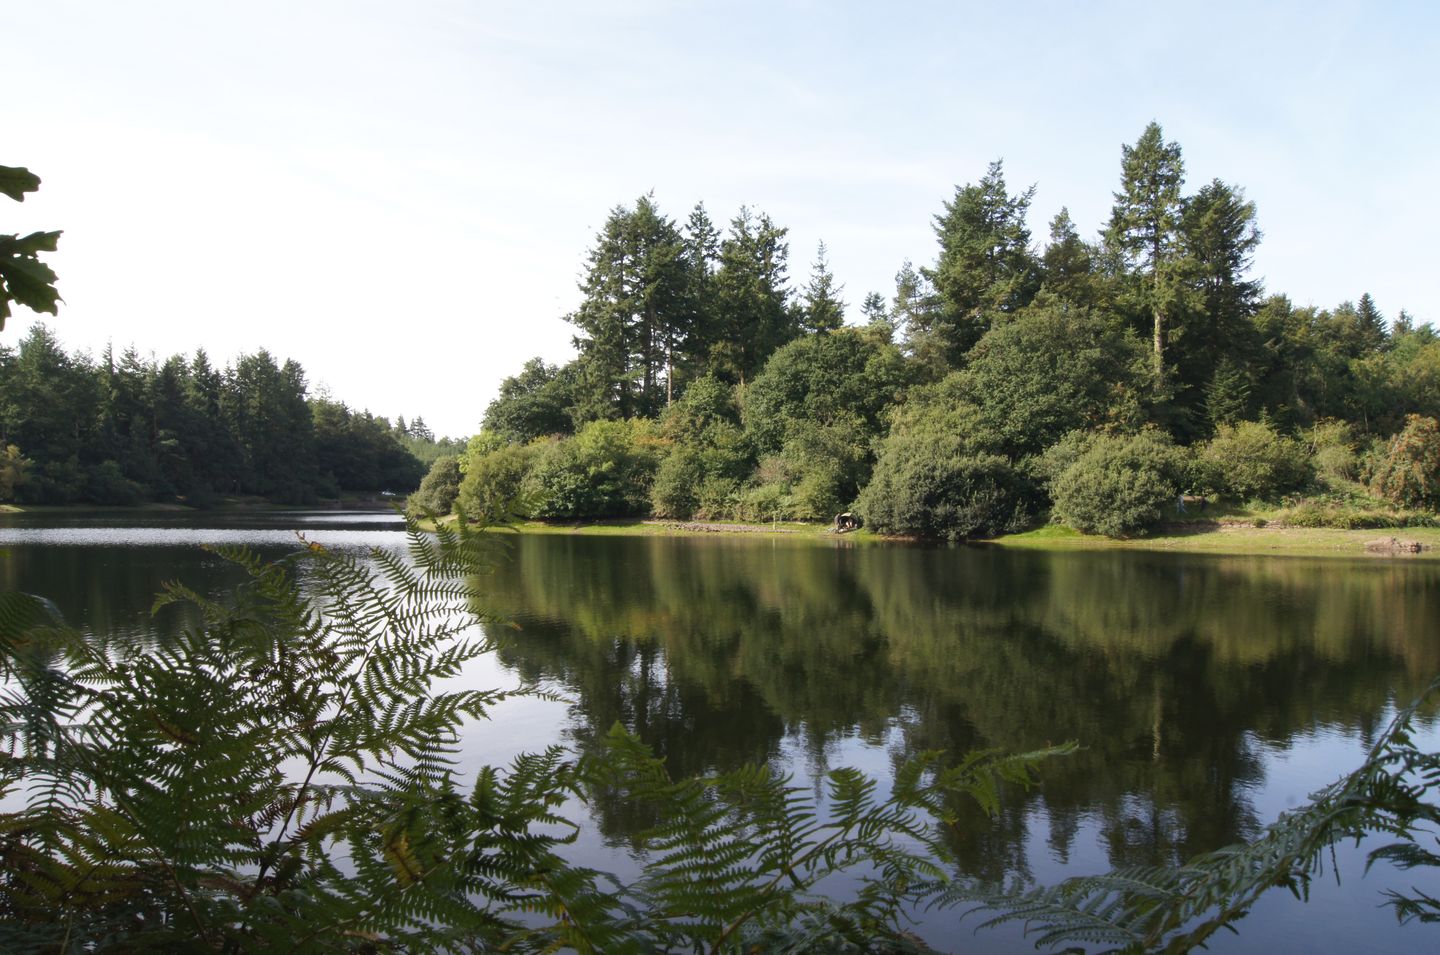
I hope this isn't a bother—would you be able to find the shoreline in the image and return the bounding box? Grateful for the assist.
[482,517,1440,560]
[9,504,1440,560]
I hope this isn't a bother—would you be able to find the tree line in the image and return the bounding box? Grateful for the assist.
[0,326,457,505]
[413,122,1440,537]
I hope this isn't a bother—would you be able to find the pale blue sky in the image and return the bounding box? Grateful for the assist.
[6,0,1437,437]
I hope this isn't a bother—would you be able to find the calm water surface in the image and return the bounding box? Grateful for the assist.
[3,510,1438,953]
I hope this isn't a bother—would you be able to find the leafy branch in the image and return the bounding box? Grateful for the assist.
[0,164,62,329]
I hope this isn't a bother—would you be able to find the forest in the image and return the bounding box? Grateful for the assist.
[0,330,460,505]
[412,122,1440,538]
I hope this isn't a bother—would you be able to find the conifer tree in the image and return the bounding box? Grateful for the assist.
[1106,122,1187,385]
[679,203,722,402]
[1356,292,1388,352]
[711,207,795,385]
[1176,179,1263,418]
[567,195,690,419]
[1041,207,1097,306]
[890,259,935,344]
[915,160,1040,369]
[801,240,846,333]
[860,291,889,325]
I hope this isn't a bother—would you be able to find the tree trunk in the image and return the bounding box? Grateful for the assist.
[665,336,674,407]
[1153,306,1165,382]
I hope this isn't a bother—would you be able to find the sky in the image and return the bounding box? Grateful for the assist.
[5,0,1438,438]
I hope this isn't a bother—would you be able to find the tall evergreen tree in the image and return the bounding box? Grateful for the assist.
[711,207,796,385]
[861,291,889,325]
[891,259,936,344]
[1356,292,1388,352]
[679,203,722,402]
[914,160,1040,369]
[1106,122,1188,385]
[567,195,690,420]
[222,350,317,501]
[1040,207,1097,306]
[1179,179,1263,428]
[801,240,846,333]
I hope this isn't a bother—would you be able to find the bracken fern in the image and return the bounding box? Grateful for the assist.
[945,677,1440,953]
[1,515,1071,953]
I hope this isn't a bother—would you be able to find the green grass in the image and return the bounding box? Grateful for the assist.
[991,522,1440,559]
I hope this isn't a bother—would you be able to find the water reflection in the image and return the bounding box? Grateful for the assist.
[478,536,1439,877]
[0,509,404,641]
[4,518,1437,951]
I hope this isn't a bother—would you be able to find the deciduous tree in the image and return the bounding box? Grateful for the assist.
[0,164,61,330]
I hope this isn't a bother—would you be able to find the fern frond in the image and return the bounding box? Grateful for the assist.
[949,678,1440,952]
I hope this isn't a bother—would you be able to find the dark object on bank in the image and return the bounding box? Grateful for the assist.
[833,512,863,532]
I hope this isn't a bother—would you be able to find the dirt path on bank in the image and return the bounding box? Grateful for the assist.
[643,520,801,534]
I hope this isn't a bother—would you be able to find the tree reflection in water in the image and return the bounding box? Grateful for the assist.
[477,535,1440,881]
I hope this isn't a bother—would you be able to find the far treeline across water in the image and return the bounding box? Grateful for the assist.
[0,334,462,506]
[412,122,1440,539]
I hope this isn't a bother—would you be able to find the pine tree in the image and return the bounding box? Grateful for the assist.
[915,160,1040,368]
[1177,179,1263,414]
[890,259,935,341]
[1106,122,1187,385]
[567,195,691,419]
[801,240,846,333]
[679,203,722,402]
[710,207,796,385]
[1356,292,1387,352]
[1040,207,1096,306]
[1394,308,1415,337]
[860,291,888,325]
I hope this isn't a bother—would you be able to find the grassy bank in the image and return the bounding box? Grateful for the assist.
[482,514,1440,560]
[990,522,1440,559]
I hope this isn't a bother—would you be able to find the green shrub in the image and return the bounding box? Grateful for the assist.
[776,417,872,521]
[87,459,145,506]
[1307,419,1359,485]
[1275,499,1440,529]
[1049,430,1188,537]
[524,419,662,519]
[456,442,540,522]
[732,478,794,522]
[652,387,753,520]
[742,328,910,456]
[658,374,742,440]
[650,445,703,519]
[1370,414,1440,509]
[858,426,1029,540]
[1198,420,1311,501]
[406,454,462,517]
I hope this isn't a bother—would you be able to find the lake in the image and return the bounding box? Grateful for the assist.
[2,509,1438,953]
